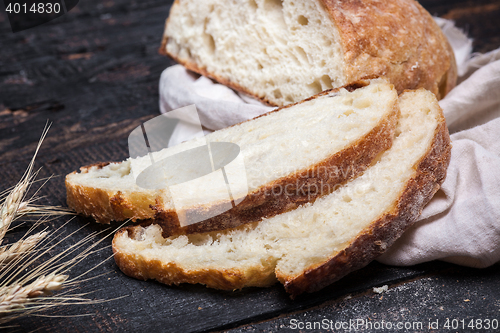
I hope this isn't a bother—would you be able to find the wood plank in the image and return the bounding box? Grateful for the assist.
[0,0,176,165]
[227,264,500,332]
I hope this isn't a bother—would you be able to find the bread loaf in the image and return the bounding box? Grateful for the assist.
[162,0,457,106]
[66,79,398,235]
[112,88,451,296]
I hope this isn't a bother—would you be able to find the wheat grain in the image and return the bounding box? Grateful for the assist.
[0,232,47,269]
[0,274,68,313]
[0,182,29,244]
[0,124,121,327]
[0,124,49,245]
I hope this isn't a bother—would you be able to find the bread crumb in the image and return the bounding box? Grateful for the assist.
[198,307,203,310]
[373,285,388,294]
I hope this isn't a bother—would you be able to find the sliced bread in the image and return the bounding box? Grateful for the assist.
[66,79,398,236]
[162,0,457,106]
[112,88,451,296]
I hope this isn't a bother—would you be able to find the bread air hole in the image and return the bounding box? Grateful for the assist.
[249,0,258,10]
[187,233,214,246]
[295,46,308,63]
[297,15,308,26]
[288,52,301,66]
[273,89,283,99]
[324,38,332,46]
[204,33,216,55]
[307,80,322,95]
[353,98,371,109]
[342,97,353,106]
[264,0,285,29]
[180,47,192,59]
[264,0,283,11]
[321,75,333,89]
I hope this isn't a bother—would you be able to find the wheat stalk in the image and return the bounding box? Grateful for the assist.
[0,232,47,270]
[0,220,117,325]
[0,182,29,244]
[0,124,121,327]
[0,273,68,313]
[0,124,48,244]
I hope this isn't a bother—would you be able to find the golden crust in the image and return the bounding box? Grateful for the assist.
[279,108,452,296]
[65,164,159,223]
[323,0,456,99]
[111,96,451,295]
[113,225,277,290]
[153,99,398,237]
[65,81,396,230]
[161,0,457,104]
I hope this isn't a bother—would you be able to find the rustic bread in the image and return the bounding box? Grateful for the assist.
[161,0,457,106]
[112,89,451,297]
[66,79,398,235]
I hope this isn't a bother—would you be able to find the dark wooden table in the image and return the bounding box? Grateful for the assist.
[1,1,499,332]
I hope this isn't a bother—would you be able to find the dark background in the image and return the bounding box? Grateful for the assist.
[0,0,499,332]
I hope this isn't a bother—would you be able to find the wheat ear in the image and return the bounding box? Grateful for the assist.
[0,274,68,313]
[0,124,123,327]
[0,125,49,244]
[0,232,48,269]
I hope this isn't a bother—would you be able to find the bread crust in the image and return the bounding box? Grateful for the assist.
[152,101,398,237]
[111,95,451,295]
[160,0,457,104]
[66,170,156,224]
[65,81,396,229]
[113,223,278,289]
[66,162,169,223]
[322,0,456,100]
[278,101,452,297]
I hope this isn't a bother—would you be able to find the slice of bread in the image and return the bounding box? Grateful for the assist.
[66,79,398,236]
[112,89,451,297]
[162,0,457,106]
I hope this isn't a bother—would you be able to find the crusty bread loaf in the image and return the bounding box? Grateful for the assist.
[162,0,457,106]
[112,88,451,297]
[66,79,398,235]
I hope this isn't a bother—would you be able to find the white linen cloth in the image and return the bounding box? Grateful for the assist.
[158,19,500,268]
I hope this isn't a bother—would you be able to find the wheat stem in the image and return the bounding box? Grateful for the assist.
[0,123,119,326]
[0,124,50,245]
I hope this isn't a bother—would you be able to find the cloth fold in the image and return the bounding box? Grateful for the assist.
[158,20,500,268]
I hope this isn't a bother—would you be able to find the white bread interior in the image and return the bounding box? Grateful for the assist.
[67,79,397,224]
[165,0,344,105]
[112,89,450,295]
[162,0,457,105]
